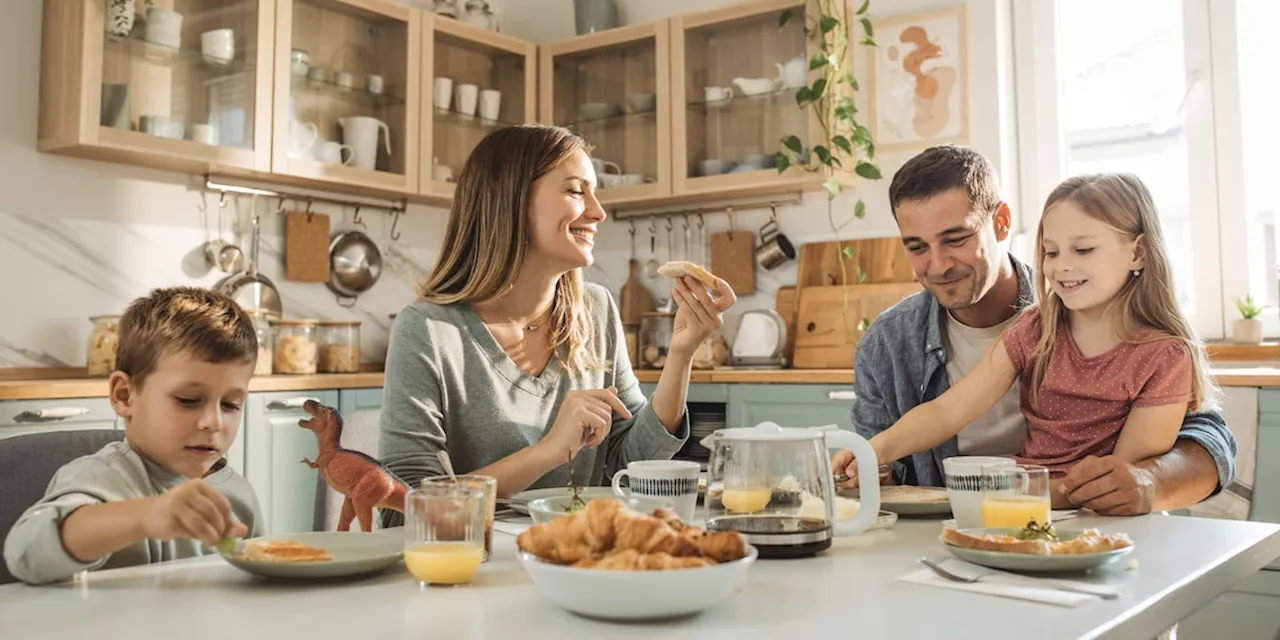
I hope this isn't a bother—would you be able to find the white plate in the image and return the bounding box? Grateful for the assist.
[220,531,404,581]
[940,528,1135,573]
[845,487,952,517]
[518,545,758,621]
[508,487,618,515]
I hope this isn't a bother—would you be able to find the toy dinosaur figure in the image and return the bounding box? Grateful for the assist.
[297,400,408,532]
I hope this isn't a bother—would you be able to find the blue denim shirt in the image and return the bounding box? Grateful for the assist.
[851,254,1237,491]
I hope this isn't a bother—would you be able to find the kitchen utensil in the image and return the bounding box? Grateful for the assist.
[643,220,660,278]
[327,217,383,307]
[730,309,786,367]
[919,557,1121,599]
[203,195,244,274]
[338,116,391,171]
[284,210,330,282]
[754,213,795,270]
[701,422,881,558]
[791,282,921,368]
[710,220,755,295]
[774,285,797,363]
[215,204,282,317]
[619,223,653,325]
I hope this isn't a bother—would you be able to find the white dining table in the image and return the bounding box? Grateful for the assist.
[1,512,1277,640]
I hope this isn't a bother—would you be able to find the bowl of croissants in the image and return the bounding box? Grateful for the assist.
[515,498,757,621]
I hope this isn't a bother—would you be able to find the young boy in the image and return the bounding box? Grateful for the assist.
[4,287,264,585]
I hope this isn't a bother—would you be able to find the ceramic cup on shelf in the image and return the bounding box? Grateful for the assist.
[455,83,479,117]
[704,86,734,103]
[478,89,500,121]
[100,84,130,129]
[144,8,183,49]
[201,29,234,66]
[366,74,384,95]
[432,158,453,182]
[191,123,217,145]
[334,71,354,92]
[317,140,355,166]
[433,77,453,110]
[307,65,326,83]
[290,49,310,76]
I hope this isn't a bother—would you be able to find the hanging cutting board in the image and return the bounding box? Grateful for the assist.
[791,282,921,369]
[284,211,331,282]
[710,231,755,295]
[619,259,653,325]
[796,238,916,289]
[774,285,798,363]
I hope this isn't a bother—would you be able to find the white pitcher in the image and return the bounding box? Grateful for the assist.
[338,116,391,171]
[776,55,807,89]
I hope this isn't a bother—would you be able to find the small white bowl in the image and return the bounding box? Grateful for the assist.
[517,545,758,621]
[526,495,671,524]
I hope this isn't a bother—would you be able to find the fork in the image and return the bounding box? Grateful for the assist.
[918,557,1118,599]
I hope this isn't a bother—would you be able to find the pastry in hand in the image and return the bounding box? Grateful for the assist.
[656,261,719,288]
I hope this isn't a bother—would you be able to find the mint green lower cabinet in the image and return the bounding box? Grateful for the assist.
[0,397,122,438]
[339,388,384,416]
[244,390,338,536]
[728,384,856,430]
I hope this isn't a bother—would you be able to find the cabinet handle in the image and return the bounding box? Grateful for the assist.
[18,407,91,420]
[826,391,856,401]
[267,397,321,410]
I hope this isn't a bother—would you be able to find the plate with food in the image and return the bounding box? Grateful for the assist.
[219,531,404,580]
[843,485,952,517]
[506,487,618,515]
[516,498,757,621]
[940,523,1134,573]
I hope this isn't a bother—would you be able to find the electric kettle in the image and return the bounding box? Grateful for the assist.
[701,422,880,558]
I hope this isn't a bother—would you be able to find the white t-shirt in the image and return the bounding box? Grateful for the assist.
[942,311,1027,456]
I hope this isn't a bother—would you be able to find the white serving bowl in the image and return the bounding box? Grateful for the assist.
[526,495,672,524]
[517,545,758,621]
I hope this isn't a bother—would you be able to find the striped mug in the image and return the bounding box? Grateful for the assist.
[611,460,700,523]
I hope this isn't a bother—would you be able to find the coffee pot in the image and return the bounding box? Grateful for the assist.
[338,116,391,172]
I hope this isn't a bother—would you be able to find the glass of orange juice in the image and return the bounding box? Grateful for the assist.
[404,483,487,587]
[421,475,496,561]
[980,464,1051,530]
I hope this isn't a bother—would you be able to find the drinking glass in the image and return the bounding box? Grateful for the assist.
[980,463,1051,529]
[404,483,486,587]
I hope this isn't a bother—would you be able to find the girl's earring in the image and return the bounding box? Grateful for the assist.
[1132,269,1141,277]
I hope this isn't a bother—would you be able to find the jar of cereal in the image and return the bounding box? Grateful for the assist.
[317,321,361,373]
[271,319,318,375]
[249,311,274,376]
[87,315,121,377]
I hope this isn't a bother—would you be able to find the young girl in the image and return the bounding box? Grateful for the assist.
[858,172,1219,504]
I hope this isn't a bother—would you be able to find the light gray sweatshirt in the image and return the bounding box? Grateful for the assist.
[378,282,688,525]
[4,441,263,585]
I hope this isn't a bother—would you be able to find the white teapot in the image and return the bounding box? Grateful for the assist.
[462,0,497,31]
[776,55,807,89]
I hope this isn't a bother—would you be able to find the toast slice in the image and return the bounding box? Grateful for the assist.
[940,527,1051,554]
[243,539,334,563]
[656,260,719,288]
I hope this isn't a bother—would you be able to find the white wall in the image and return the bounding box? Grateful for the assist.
[0,0,1016,368]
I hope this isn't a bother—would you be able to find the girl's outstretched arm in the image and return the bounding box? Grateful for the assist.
[870,338,1019,463]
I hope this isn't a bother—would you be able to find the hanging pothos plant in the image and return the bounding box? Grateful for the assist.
[775,0,881,333]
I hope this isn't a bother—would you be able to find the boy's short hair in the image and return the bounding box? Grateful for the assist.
[888,144,1001,219]
[115,287,258,387]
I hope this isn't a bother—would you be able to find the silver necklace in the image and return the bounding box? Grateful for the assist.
[524,322,540,332]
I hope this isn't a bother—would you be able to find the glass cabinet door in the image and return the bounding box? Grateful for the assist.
[421,16,536,200]
[672,0,814,198]
[273,0,420,194]
[541,22,671,205]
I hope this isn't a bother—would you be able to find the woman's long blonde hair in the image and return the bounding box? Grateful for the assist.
[418,124,604,374]
[1030,173,1218,412]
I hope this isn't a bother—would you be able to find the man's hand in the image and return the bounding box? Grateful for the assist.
[830,449,893,490]
[1060,455,1156,516]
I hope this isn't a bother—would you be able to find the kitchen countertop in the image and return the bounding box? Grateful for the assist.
[0,513,1276,639]
[2,365,1279,400]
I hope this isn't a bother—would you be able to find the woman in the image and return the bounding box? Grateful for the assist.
[378,124,735,519]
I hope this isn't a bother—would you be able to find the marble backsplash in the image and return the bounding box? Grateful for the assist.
[0,188,901,371]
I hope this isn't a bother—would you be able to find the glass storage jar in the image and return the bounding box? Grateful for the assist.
[249,311,274,376]
[271,319,318,375]
[638,312,674,369]
[317,321,361,373]
[87,315,121,377]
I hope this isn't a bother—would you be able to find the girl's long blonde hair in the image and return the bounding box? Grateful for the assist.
[418,124,604,374]
[1031,173,1218,412]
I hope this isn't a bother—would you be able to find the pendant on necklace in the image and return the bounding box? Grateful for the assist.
[525,323,540,332]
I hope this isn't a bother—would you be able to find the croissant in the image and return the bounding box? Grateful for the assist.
[572,549,714,571]
[652,506,748,563]
[515,498,619,564]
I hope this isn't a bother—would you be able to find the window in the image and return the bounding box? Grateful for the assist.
[1013,0,1275,340]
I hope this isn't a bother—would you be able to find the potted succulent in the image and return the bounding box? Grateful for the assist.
[1233,294,1265,343]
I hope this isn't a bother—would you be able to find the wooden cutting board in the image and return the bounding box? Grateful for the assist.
[710,231,755,295]
[791,282,921,369]
[796,238,915,289]
[774,285,797,363]
[619,259,653,325]
[284,211,331,282]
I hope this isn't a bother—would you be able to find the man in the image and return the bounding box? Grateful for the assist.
[838,145,1235,515]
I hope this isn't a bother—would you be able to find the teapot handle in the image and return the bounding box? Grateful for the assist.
[824,429,880,537]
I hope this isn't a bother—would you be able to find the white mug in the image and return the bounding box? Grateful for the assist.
[611,460,701,523]
[433,77,454,110]
[145,8,183,49]
[366,74,384,95]
[333,70,354,91]
[704,86,734,102]
[455,83,479,116]
[943,456,1018,529]
[317,140,354,166]
[201,29,234,66]
[190,123,217,145]
[479,89,501,121]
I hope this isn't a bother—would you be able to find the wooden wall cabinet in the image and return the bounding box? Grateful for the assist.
[420,14,537,203]
[271,0,420,195]
[39,0,276,174]
[540,22,672,206]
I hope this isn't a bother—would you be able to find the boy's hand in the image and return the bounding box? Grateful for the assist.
[142,479,247,547]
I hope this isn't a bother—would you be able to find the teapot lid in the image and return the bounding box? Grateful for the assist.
[716,422,833,442]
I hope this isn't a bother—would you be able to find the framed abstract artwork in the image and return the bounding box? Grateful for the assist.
[869,5,969,152]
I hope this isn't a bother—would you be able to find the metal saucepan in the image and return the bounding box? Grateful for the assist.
[328,217,383,308]
[215,204,282,317]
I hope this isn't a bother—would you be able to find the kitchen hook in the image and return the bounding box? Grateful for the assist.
[390,209,403,241]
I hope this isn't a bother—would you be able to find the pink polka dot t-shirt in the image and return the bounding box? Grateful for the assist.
[1001,310,1194,476]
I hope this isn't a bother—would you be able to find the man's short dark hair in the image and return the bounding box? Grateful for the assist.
[888,145,1001,218]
